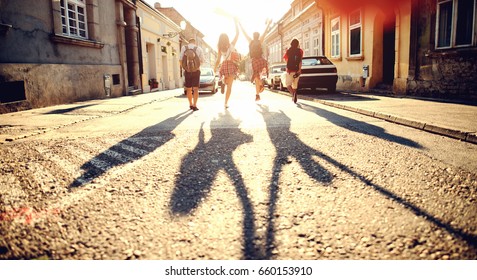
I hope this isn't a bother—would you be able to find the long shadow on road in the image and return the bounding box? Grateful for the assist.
[297,102,422,149]
[169,111,259,259]
[69,110,192,188]
[259,104,476,257]
[257,105,334,258]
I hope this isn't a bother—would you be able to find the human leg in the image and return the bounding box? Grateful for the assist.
[188,71,200,110]
[292,75,300,103]
[192,86,199,110]
[254,77,262,101]
[186,87,194,109]
[224,75,234,108]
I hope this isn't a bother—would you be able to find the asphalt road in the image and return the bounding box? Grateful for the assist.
[1,82,476,260]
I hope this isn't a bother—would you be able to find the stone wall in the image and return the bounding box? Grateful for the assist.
[0,64,123,113]
[407,53,477,100]
[407,0,477,101]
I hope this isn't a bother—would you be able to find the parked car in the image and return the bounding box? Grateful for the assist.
[267,63,286,90]
[280,56,338,93]
[199,67,218,93]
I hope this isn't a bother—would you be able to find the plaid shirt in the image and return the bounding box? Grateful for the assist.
[251,57,268,81]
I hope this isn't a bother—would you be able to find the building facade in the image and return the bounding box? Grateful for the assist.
[264,0,323,66]
[0,0,141,113]
[137,0,182,92]
[155,3,218,68]
[318,0,477,100]
[408,0,477,100]
[319,0,413,93]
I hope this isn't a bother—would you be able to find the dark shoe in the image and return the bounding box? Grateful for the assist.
[192,106,199,111]
[190,105,194,110]
[293,93,297,103]
[255,95,260,101]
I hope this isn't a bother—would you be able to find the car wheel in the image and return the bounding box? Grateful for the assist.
[279,81,284,91]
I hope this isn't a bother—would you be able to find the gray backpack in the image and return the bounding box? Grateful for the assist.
[182,46,200,72]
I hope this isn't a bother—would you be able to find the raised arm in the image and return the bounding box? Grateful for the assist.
[259,19,272,43]
[238,21,252,43]
[231,18,240,46]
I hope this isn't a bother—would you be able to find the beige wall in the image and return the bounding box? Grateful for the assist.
[322,1,412,92]
[137,2,182,92]
[394,2,412,94]
[0,0,129,112]
[0,64,123,107]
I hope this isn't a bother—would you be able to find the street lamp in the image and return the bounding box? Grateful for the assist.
[163,20,186,38]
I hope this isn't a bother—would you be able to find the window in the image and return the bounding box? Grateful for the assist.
[331,17,340,58]
[313,37,320,55]
[304,40,310,56]
[349,10,362,56]
[302,57,333,66]
[60,0,88,38]
[436,0,476,48]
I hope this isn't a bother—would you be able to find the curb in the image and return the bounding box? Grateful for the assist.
[270,89,477,145]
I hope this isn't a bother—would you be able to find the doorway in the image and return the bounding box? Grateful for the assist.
[147,43,156,81]
[382,14,396,85]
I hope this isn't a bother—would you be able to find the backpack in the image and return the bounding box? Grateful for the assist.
[182,46,200,72]
[286,47,302,72]
[249,40,263,59]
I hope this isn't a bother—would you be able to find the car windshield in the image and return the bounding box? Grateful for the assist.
[200,69,214,76]
[302,57,333,66]
[272,66,286,73]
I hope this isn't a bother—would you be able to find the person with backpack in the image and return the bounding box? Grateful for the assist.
[180,38,204,111]
[214,18,240,109]
[239,19,272,101]
[283,39,303,104]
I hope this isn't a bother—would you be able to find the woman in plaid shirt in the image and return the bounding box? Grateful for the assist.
[214,18,240,109]
[239,19,272,101]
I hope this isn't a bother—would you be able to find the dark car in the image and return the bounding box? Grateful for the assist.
[280,56,338,93]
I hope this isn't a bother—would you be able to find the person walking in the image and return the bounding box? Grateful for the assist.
[180,38,204,111]
[239,19,271,101]
[283,39,303,104]
[214,18,240,109]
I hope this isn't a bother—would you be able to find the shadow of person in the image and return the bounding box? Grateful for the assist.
[170,110,262,259]
[261,104,477,253]
[69,110,192,188]
[257,104,333,258]
[259,104,477,255]
[296,102,422,149]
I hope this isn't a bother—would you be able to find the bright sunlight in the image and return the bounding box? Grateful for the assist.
[146,0,292,54]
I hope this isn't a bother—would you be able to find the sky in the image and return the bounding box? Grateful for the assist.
[145,0,293,54]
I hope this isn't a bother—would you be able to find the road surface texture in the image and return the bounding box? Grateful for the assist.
[1,82,476,260]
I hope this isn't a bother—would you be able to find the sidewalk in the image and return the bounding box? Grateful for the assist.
[0,89,182,144]
[280,90,477,145]
[1,88,476,145]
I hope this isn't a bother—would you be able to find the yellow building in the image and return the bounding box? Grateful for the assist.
[137,1,182,92]
[318,0,412,94]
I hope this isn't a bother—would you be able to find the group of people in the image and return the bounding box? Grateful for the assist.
[179,18,304,111]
